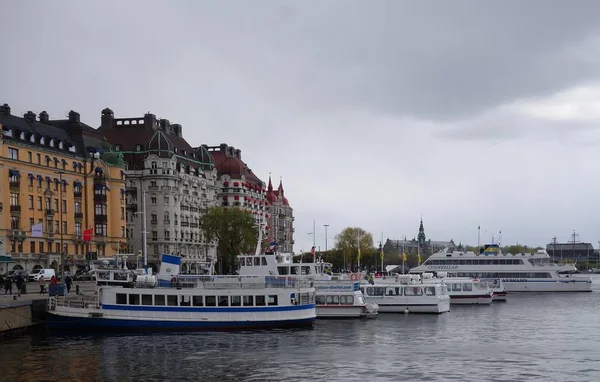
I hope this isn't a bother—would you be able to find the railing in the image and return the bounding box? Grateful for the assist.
[165,275,315,290]
[51,295,99,310]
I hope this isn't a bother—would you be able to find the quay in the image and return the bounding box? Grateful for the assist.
[0,281,97,338]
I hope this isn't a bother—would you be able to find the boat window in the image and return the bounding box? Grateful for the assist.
[256,296,266,306]
[116,293,127,305]
[277,266,289,275]
[205,296,216,306]
[129,294,140,305]
[155,295,165,306]
[231,296,242,306]
[343,295,354,305]
[291,266,299,275]
[254,257,261,266]
[326,295,333,304]
[141,294,153,305]
[404,287,422,296]
[246,258,252,266]
[167,295,178,306]
[267,295,278,306]
[180,295,191,306]
[262,257,267,266]
[462,283,473,291]
[239,258,244,267]
[395,287,400,295]
[301,266,311,275]
[332,295,340,304]
[243,296,254,306]
[218,296,228,306]
[424,287,436,296]
[315,295,325,305]
[451,283,462,292]
[193,296,204,306]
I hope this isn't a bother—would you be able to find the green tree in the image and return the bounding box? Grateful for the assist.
[334,227,374,270]
[199,207,257,274]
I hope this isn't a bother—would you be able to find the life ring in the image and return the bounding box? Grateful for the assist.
[350,274,358,281]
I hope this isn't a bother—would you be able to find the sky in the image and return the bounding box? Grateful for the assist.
[3,1,600,252]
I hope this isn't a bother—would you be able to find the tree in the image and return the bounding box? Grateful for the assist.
[334,227,374,270]
[199,207,257,274]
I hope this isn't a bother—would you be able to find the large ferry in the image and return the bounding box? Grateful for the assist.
[46,254,317,332]
[410,244,592,292]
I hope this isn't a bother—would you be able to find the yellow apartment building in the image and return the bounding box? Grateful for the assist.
[0,104,126,274]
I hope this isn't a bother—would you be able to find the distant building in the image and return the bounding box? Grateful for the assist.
[545,242,598,265]
[99,108,218,271]
[265,176,294,253]
[384,219,454,258]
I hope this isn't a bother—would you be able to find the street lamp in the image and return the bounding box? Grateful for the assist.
[134,190,148,269]
[323,224,329,253]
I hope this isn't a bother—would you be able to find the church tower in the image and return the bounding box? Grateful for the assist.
[417,218,426,248]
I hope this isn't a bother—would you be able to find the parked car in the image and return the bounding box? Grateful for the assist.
[74,271,93,281]
[27,268,56,282]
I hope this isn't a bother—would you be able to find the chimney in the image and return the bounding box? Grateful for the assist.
[235,149,241,160]
[172,124,183,138]
[0,103,11,116]
[68,110,80,123]
[24,111,36,123]
[159,119,170,133]
[144,113,157,130]
[39,111,49,123]
[219,143,228,153]
[100,108,114,129]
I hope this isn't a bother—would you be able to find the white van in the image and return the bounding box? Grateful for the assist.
[27,268,56,282]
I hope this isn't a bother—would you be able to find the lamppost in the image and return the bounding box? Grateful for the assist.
[134,189,148,269]
[323,224,329,253]
[55,171,65,277]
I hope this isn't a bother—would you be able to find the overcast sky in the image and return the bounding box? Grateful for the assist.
[3,1,600,252]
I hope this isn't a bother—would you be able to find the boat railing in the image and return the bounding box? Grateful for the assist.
[163,275,314,290]
[51,295,99,310]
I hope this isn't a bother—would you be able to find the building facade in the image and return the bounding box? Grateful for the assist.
[545,242,598,265]
[207,143,267,227]
[265,176,294,253]
[384,219,454,258]
[0,104,126,273]
[98,108,218,271]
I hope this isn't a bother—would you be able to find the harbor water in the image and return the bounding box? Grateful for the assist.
[2,277,600,382]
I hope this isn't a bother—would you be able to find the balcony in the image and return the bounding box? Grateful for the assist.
[45,209,55,216]
[9,181,20,189]
[161,186,171,191]
[190,223,199,229]
[94,174,106,182]
[148,185,159,191]
[181,222,190,228]
[279,213,286,219]
[73,234,83,242]
[150,220,158,226]
[74,212,84,219]
[94,194,107,202]
[94,214,108,222]
[10,205,21,213]
[126,203,138,211]
[73,191,82,198]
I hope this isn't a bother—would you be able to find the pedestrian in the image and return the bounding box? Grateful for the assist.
[65,274,73,293]
[4,277,12,295]
[39,275,46,294]
[50,275,57,285]
[0,274,4,293]
[14,273,24,297]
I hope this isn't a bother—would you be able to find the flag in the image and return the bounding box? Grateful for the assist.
[310,246,315,255]
[83,228,94,242]
[402,252,407,262]
[31,222,43,238]
[380,246,384,262]
[268,240,276,250]
[418,253,422,264]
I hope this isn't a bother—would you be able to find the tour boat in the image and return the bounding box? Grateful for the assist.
[420,273,493,305]
[359,274,451,314]
[237,252,378,319]
[46,254,317,332]
[410,244,592,292]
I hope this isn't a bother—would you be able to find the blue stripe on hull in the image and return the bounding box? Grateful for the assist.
[101,304,315,313]
[45,313,316,332]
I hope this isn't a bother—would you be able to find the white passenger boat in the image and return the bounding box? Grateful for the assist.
[46,254,317,332]
[410,244,592,292]
[421,273,493,305]
[237,252,378,319]
[359,274,450,314]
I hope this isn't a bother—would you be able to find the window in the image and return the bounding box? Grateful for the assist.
[30,241,36,253]
[62,221,67,234]
[28,195,34,209]
[55,242,60,253]
[27,151,32,162]
[120,207,125,220]
[39,241,44,253]
[95,204,107,215]
[153,245,159,254]
[63,243,68,255]
[128,294,140,305]
[116,294,127,304]
[152,231,157,240]
[9,192,19,206]
[36,153,41,164]
[218,296,228,306]
[164,196,169,204]
[74,222,82,235]
[424,287,436,296]
[163,244,169,254]
[54,199,59,211]
[151,197,157,204]
[462,283,473,291]
[114,144,120,151]
[155,295,165,306]
[164,212,169,222]
[75,202,82,213]
[267,295,278,306]
[180,295,191,306]
[255,296,266,306]
[62,200,67,212]
[192,296,204,306]
[8,147,18,160]
[315,295,326,305]
[121,226,125,238]
[243,296,254,306]
[28,176,33,186]
[135,144,142,151]
[230,296,241,307]
[95,223,107,236]
[205,296,216,306]
[164,230,170,240]
[150,181,157,187]
[452,283,462,292]
[167,295,178,306]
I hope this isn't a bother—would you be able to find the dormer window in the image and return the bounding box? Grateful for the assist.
[4,128,13,137]
[59,141,64,150]
[115,144,120,151]
[181,150,186,156]
[19,131,25,140]
[40,137,45,145]
[135,144,142,151]
[49,139,55,147]
[30,134,35,143]
[68,144,76,153]
[174,147,178,153]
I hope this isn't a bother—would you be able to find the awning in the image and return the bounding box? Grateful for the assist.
[120,188,126,195]
[8,169,20,177]
[94,167,103,173]
[94,184,109,190]
[45,155,50,161]
[37,175,43,181]
[45,176,51,182]
[73,181,82,187]
[62,179,68,186]
[28,173,34,179]
[77,163,83,168]
[53,157,59,163]
[53,178,59,183]
[61,159,67,165]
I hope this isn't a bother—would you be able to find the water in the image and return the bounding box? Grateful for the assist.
[3,279,600,382]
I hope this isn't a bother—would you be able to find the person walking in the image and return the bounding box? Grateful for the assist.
[39,275,46,294]
[65,274,73,293]
[14,273,24,297]
[4,276,12,296]
[50,275,57,285]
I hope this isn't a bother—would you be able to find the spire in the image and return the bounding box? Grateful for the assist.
[278,177,284,194]
[268,173,273,192]
[417,217,426,247]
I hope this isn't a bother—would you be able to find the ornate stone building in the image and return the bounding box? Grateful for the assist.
[384,219,454,258]
[265,176,294,253]
[0,104,126,273]
[98,108,218,271]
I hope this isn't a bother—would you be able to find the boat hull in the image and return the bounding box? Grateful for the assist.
[46,311,315,332]
[376,300,450,314]
[316,305,375,318]
[449,294,493,305]
[502,279,592,292]
[492,292,508,301]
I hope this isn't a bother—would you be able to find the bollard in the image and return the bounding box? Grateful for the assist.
[76,284,80,295]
